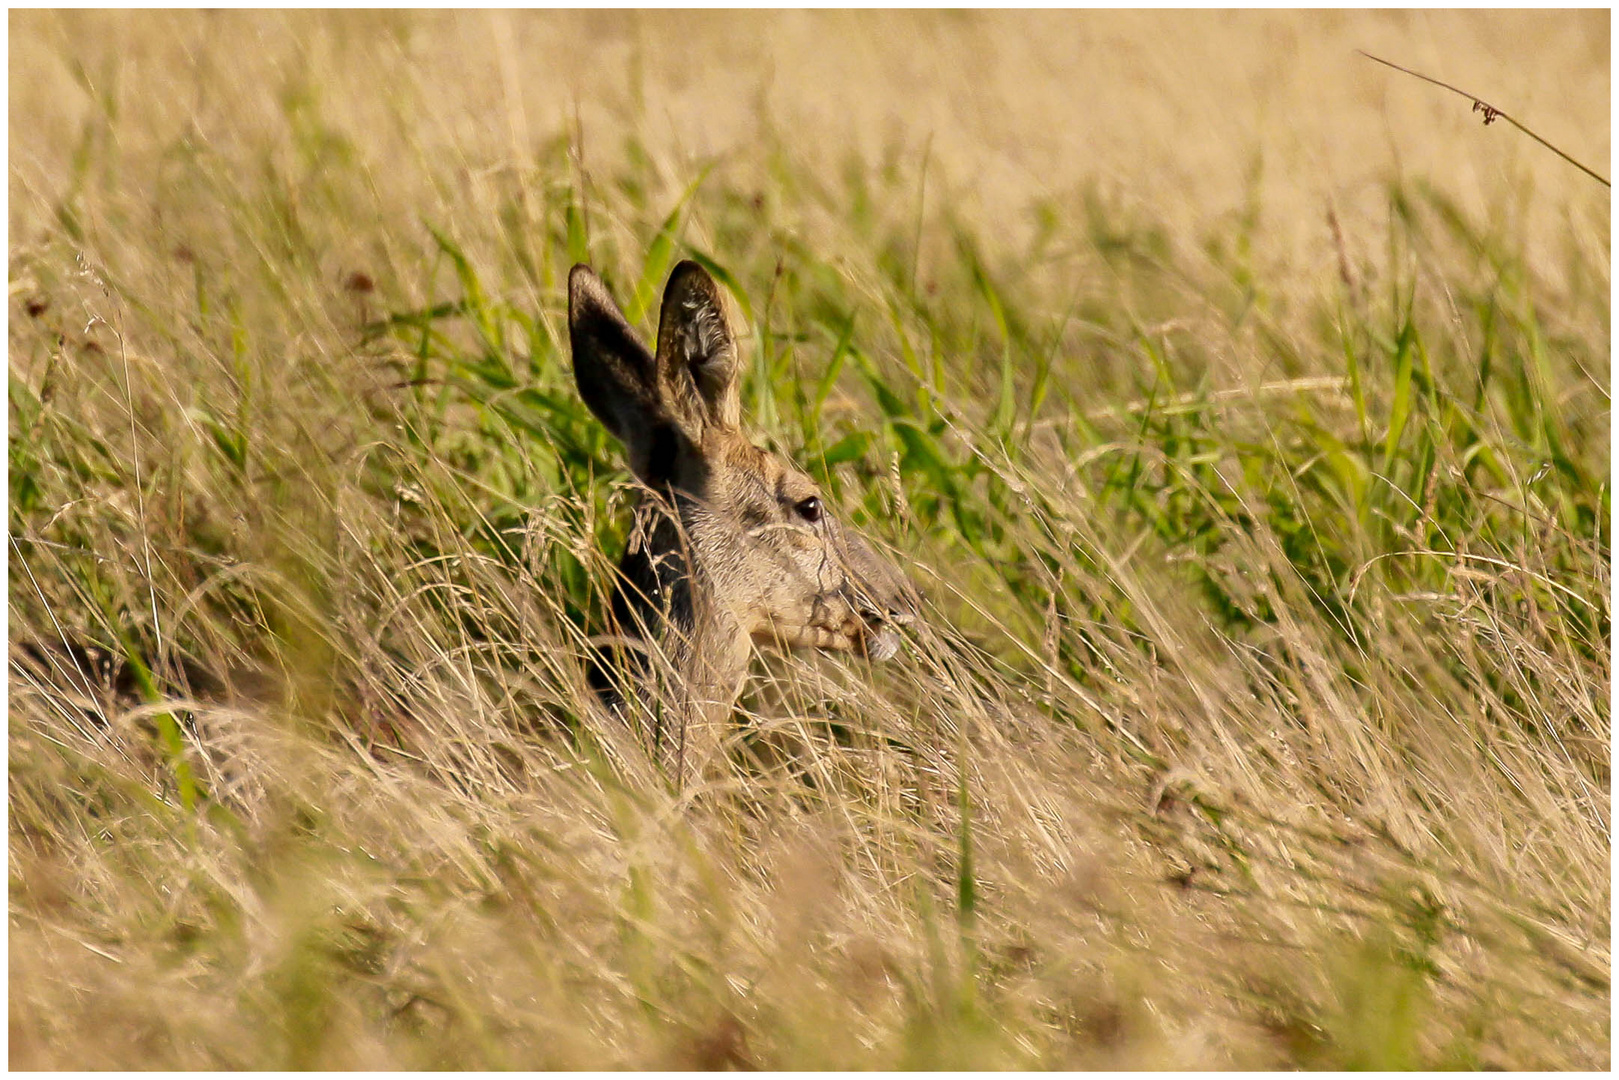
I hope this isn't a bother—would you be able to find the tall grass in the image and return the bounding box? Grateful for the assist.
[9,11,1609,1069]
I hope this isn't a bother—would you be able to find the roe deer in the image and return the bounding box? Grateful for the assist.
[568,260,917,781]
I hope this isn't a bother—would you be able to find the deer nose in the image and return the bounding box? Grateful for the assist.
[854,584,917,662]
[856,595,917,662]
[855,576,919,625]
[882,606,915,627]
[857,601,913,628]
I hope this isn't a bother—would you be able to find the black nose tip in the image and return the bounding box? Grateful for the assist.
[858,600,916,629]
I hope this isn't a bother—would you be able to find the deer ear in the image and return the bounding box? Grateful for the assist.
[568,264,692,485]
[654,260,742,432]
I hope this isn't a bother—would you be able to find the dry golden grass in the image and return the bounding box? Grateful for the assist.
[8,10,1610,1068]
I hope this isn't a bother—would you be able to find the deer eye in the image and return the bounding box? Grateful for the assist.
[793,496,823,524]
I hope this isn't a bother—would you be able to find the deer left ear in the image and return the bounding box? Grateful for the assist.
[654,260,742,432]
[568,263,695,486]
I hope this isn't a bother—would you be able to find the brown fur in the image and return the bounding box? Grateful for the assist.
[568,260,916,780]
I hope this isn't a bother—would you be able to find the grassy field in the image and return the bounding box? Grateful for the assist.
[8,10,1610,1068]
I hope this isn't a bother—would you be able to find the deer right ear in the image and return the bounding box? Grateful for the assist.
[654,260,741,431]
[568,264,691,486]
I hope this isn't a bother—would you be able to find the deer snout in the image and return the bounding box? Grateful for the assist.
[856,600,916,661]
[849,561,920,662]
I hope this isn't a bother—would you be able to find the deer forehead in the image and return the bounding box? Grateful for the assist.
[704,437,817,505]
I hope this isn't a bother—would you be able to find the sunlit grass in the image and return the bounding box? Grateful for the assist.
[9,10,1609,1069]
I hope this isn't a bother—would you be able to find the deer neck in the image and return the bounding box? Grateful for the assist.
[596,498,750,767]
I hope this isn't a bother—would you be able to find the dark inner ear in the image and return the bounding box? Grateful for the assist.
[655,260,741,431]
[569,264,694,487]
[569,265,653,444]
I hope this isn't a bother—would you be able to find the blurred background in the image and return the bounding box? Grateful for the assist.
[11,10,1610,277]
